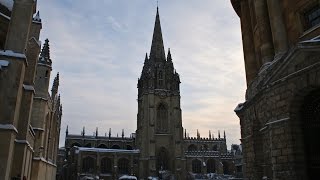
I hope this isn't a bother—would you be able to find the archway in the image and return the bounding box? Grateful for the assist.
[301,90,320,179]
[97,144,108,149]
[207,159,216,173]
[192,159,201,173]
[157,147,169,171]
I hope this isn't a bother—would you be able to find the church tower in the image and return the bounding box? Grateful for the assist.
[136,7,185,179]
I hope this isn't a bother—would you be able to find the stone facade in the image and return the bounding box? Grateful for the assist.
[59,8,238,180]
[231,0,320,179]
[0,1,62,180]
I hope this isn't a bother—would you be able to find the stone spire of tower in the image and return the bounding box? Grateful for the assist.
[109,128,111,138]
[122,129,124,138]
[224,130,226,139]
[209,130,212,139]
[218,130,221,139]
[149,7,166,62]
[167,48,172,62]
[39,39,52,65]
[66,125,68,136]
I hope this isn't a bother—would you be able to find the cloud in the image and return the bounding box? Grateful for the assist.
[37,0,246,148]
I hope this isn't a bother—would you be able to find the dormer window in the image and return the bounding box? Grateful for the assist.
[304,5,320,29]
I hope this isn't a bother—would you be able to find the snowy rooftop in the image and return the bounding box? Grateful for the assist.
[75,147,140,154]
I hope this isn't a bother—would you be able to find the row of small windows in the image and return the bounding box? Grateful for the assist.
[70,142,133,150]
[82,157,130,174]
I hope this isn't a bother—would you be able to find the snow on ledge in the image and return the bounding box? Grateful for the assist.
[0,60,9,70]
[0,123,18,133]
[23,84,35,92]
[76,147,140,154]
[0,50,26,59]
[234,102,245,112]
[120,175,137,180]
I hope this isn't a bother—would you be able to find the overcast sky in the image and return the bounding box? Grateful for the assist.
[37,0,246,148]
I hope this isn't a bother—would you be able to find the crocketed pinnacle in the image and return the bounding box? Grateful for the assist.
[40,39,52,64]
[150,7,166,62]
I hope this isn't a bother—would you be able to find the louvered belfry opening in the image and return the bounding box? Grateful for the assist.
[301,90,320,179]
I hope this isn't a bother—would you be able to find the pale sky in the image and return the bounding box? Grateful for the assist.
[37,0,246,148]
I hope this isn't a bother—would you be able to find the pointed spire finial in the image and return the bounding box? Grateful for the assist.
[184,129,187,138]
[122,129,124,138]
[96,127,98,137]
[218,130,221,139]
[167,48,172,61]
[82,127,85,136]
[33,11,41,22]
[40,39,52,65]
[209,130,211,139]
[224,130,226,139]
[66,125,69,136]
[150,6,166,61]
[109,128,111,138]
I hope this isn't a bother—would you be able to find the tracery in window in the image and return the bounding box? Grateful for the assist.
[156,103,168,133]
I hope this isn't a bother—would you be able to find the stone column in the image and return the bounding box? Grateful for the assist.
[267,0,288,58]
[254,0,275,64]
[240,0,259,85]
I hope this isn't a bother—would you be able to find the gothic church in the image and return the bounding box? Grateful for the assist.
[60,8,238,180]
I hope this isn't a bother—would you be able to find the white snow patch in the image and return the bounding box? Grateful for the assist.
[119,175,137,180]
[0,0,13,11]
[0,123,17,133]
[23,84,35,92]
[0,11,10,19]
[0,60,9,70]
[234,102,245,112]
[76,147,140,154]
[0,50,26,59]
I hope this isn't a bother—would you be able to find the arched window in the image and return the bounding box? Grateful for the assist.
[202,144,208,151]
[101,157,112,173]
[118,158,130,174]
[158,70,163,87]
[192,159,202,173]
[111,144,120,149]
[207,159,216,173]
[301,90,320,179]
[82,156,95,173]
[187,144,197,151]
[156,103,168,133]
[97,144,108,149]
[45,70,49,78]
[157,147,169,171]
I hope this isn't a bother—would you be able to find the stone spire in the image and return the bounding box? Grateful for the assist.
[66,125,68,136]
[150,7,166,62]
[39,39,52,65]
[167,48,172,62]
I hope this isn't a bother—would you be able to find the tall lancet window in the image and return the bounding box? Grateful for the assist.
[158,70,163,88]
[157,103,168,133]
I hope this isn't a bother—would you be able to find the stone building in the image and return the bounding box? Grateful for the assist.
[231,0,320,179]
[59,7,237,180]
[0,0,62,180]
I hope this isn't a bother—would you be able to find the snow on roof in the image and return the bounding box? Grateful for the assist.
[0,50,26,59]
[0,60,9,70]
[0,11,10,19]
[234,102,245,112]
[76,147,140,154]
[0,0,13,11]
[0,123,17,133]
[119,175,137,180]
[23,84,35,92]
